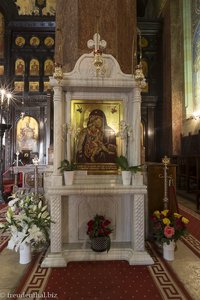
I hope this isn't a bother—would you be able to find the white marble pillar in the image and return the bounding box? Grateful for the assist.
[50,195,62,252]
[65,92,71,162]
[129,87,141,166]
[132,194,145,251]
[52,86,63,185]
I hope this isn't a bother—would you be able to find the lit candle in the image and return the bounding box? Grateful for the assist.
[0,89,5,104]
[6,93,12,106]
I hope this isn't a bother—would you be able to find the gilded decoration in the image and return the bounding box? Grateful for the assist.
[29,59,39,76]
[30,36,40,47]
[16,116,39,153]
[44,59,54,76]
[15,36,25,47]
[14,0,55,16]
[14,81,24,92]
[0,65,4,76]
[15,59,25,76]
[71,100,123,174]
[29,81,39,92]
[43,81,50,91]
[44,37,54,48]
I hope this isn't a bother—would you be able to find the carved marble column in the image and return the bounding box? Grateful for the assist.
[132,194,145,251]
[52,86,63,185]
[50,195,62,252]
[129,86,142,166]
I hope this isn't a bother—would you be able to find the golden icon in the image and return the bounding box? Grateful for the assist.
[44,36,54,47]
[30,36,40,47]
[15,36,25,47]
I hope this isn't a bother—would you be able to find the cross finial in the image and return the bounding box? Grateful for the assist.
[87,33,107,52]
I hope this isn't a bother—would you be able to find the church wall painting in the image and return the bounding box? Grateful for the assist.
[71,100,123,174]
[29,81,39,92]
[15,59,25,76]
[15,36,26,47]
[44,36,54,48]
[44,59,54,76]
[30,36,40,47]
[193,23,200,110]
[0,65,4,76]
[14,81,24,92]
[16,116,39,153]
[29,59,39,76]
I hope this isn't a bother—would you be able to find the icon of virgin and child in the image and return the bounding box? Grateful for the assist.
[76,109,117,163]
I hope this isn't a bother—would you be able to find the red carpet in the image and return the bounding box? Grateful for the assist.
[1,203,199,300]
[11,242,192,300]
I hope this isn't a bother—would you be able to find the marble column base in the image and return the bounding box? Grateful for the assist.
[41,243,154,267]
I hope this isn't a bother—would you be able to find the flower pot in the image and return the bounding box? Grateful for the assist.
[121,171,131,186]
[91,236,110,252]
[163,240,175,261]
[19,243,31,264]
[64,171,75,185]
[132,172,143,186]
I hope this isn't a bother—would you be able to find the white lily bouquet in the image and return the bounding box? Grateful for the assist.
[0,191,52,251]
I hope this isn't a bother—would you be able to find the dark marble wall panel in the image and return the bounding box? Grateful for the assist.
[170,0,184,155]
[55,0,136,73]
[55,0,79,72]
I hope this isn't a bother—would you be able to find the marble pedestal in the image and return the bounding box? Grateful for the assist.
[41,175,153,267]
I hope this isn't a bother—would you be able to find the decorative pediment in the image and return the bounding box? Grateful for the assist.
[63,53,133,80]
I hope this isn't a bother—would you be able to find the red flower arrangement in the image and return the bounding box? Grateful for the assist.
[151,209,189,244]
[87,214,113,239]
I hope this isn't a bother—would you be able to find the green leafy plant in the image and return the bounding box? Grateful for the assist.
[151,209,189,245]
[87,214,113,252]
[115,155,143,173]
[58,159,76,172]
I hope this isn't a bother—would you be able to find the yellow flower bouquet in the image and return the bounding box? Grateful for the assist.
[151,209,189,244]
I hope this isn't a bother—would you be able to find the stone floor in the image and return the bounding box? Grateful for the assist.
[0,248,27,300]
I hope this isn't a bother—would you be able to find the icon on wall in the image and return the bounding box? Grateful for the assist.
[44,59,54,76]
[35,0,46,9]
[29,81,39,92]
[14,81,24,92]
[139,37,148,48]
[0,65,4,76]
[43,81,50,91]
[30,59,39,76]
[16,116,39,153]
[30,36,40,47]
[15,58,25,76]
[44,36,54,48]
[15,36,25,47]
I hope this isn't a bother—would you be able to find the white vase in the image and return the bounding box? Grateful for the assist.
[132,172,143,186]
[121,171,131,185]
[64,171,74,185]
[163,240,175,261]
[19,243,31,264]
